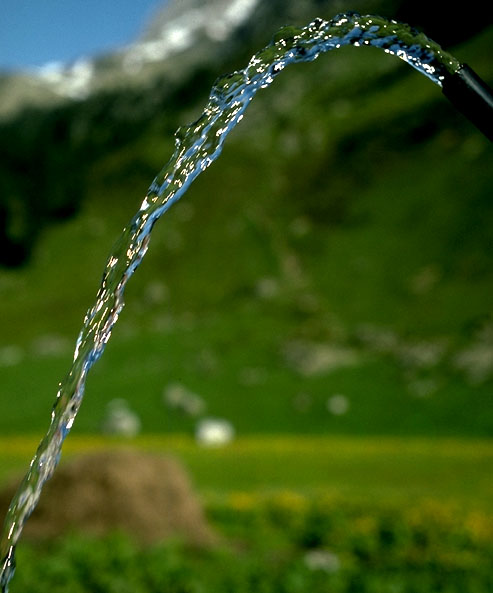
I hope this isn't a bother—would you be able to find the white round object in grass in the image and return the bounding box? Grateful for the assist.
[163,382,206,416]
[255,277,280,300]
[304,549,341,573]
[0,345,24,367]
[326,394,349,416]
[101,399,141,437]
[196,418,235,446]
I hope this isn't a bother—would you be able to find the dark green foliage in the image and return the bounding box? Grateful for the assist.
[0,106,83,265]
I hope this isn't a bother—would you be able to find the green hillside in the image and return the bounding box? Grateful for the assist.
[0,24,492,438]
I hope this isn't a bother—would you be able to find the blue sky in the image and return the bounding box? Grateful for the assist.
[0,0,167,71]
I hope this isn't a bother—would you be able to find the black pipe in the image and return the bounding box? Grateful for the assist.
[442,64,493,141]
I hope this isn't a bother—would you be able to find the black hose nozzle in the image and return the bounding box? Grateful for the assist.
[442,64,493,141]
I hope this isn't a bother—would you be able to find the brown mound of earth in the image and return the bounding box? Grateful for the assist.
[0,449,216,546]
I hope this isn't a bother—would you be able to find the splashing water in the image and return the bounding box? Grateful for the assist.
[0,12,460,592]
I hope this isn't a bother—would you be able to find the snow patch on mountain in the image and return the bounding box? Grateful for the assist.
[36,58,94,99]
[122,0,260,72]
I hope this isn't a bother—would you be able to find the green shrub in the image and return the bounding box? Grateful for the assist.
[10,495,493,593]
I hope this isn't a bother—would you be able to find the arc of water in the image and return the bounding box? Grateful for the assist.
[0,12,463,592]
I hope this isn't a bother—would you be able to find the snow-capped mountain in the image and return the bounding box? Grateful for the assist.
[0,0,263,118]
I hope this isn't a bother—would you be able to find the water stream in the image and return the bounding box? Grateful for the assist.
[0,12,461,592]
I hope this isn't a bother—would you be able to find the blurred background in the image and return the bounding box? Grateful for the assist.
[0,0,492,591]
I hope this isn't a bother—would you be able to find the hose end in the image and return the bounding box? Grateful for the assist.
[442,64,493,141]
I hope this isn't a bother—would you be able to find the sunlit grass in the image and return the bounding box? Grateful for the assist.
[1,435,491,511]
